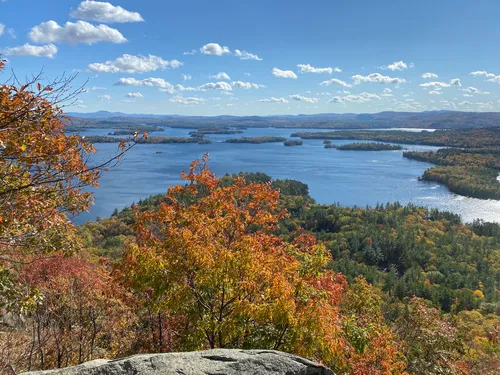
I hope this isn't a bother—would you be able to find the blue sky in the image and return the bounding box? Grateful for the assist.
[1,0,500,115]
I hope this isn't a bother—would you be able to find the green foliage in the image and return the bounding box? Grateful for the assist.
[284,140,303,146]
[403,148,500,199]
[421,166,500,199]
[75,169,500,374]
[292,127,500,148]
[337,142,403,151]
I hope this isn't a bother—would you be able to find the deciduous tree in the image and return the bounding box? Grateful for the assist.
[121,156,349,367]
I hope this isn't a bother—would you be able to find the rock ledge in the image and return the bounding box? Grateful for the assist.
[20,349,335,375]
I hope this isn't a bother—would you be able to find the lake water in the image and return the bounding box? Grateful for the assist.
[74,127,500,224]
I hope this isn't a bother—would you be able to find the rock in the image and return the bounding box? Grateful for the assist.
[19,349,335,375]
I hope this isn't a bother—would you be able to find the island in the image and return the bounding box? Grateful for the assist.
[197,139,212,144]
[189,127,244,137]
[284,140,303,146]
[324,144,337,149]
[291,128,500,200]
[337,142,403,151]
[404,148,500,200]
[225,136,287,144]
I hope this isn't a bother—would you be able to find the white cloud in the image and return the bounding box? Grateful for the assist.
[329,92,381,104]
[352,73,406,85]
[486,76,500,84]
[297,63,334,74]
[469,71,500,84]
[232,81,265,89]
[234,49,262,61]
[420,78,462,90]
[345,92,380,102]
[98,94,112,100]
[0,24,4,36]
[244,72,251,76]
[209,72,231,80]
[463,87,480,94]
[176,81,235,92]
[114,77,175,94]
[175,84,199,92]
[73,99,87,108]
[200,43,230,56]
[197,43,262,61]
[462,86,490,95]
[422,72,438,79]
[329,96,344,104]
[383,88,392,93]
[170,95,204,105]
[3,43,57,58]
[88,54,182,73]
[70,1,144,23]
[29,20,127,45]
[428,90,442,95]
[383,61,408,71]
[289,94,319,103]
[334,67,342,73]
[90,86,107,91]
[419,81,451,89]
[125,92,143,98]
[198,81,233,91]
[183,49,197,55]
[272,67,297,79]
[470,71,496,78]
[182,74,192,81]
[319,78,352,88]
[259,97,289,103]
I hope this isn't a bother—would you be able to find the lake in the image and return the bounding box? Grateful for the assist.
[74,127,500,224]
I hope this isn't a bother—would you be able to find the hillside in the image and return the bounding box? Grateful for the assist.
[66,110,500,130]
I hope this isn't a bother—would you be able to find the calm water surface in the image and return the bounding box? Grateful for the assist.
[74,127,500,224]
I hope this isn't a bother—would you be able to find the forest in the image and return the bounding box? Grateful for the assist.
[66,110,500,130]
[404,148,500,199]
[337,142,403,151]
[291,128,500,148]
[284,140,303,146]
[188,127,243,137]
[0,59,499,375]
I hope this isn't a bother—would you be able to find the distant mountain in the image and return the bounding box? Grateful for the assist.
[66,111,185,119]
[66,110,500,130]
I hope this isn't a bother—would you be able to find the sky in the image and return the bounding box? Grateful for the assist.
[1,0,500,116]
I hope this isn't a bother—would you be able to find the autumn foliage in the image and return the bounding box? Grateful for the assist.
[1,255,135,372]
[0,56,498,375]
[0,57,135,373]
[119,156,409,373]
[122,157,346,359]
[0,65,98,259]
